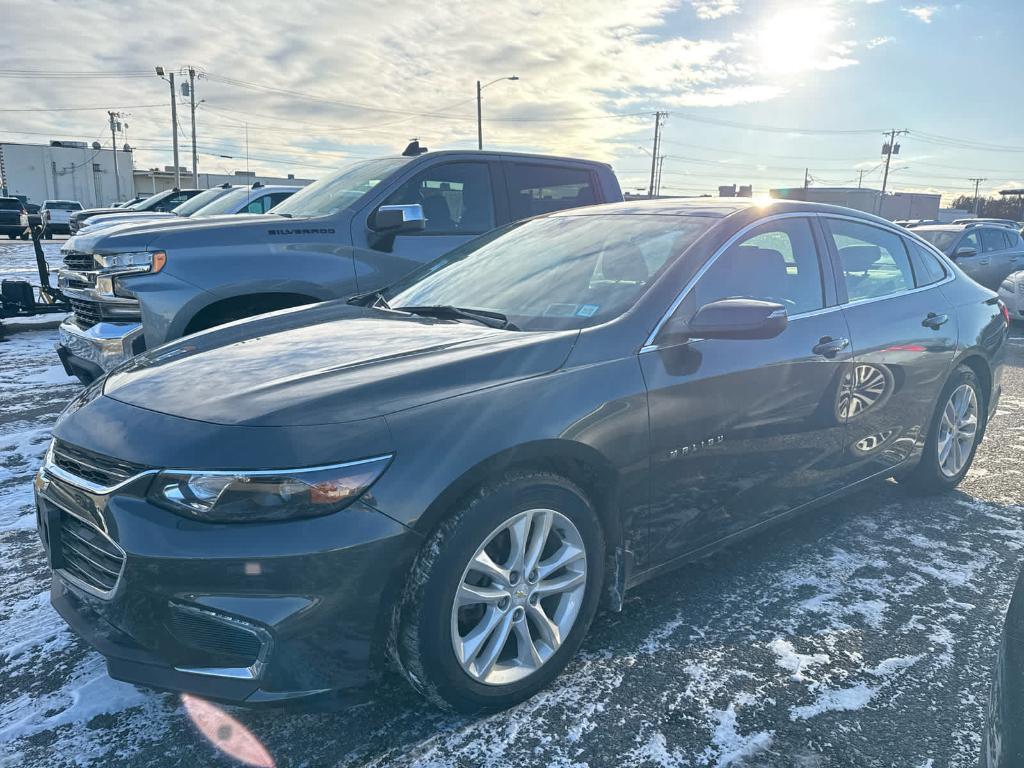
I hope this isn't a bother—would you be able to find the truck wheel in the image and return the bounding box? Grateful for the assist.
[395,472,604,713]
[6,234,15,240]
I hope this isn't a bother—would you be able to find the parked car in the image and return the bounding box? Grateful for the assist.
[998,271,1024,323]
[952,218,1022,229]
[36,199,1008,713]
[113,196,148,208]
[911,223,1024,289]
[40,200,84,237]
[0,196,27,239]
[69,188,204,234]
[54,150,621,382]
[982,563,1024,767]
[77,184,299,235]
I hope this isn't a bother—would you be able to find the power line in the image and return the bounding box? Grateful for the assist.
[0,103,166,112]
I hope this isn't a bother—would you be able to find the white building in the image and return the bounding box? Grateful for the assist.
[132,167,315,195]
[769,186,941,222]
[0,141,135,207]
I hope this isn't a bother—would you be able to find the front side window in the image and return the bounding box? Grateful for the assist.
[507,164,597,220]
[827,219,914,302]
[244,196,271,214]
[959,230,981,254]
[381,162,495,235]
[980,228,1004,252]
[386,214,712,330]
[690,218,824,316]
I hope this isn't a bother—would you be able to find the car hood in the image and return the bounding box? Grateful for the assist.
[103,301,578,427]
[64,213,316,253]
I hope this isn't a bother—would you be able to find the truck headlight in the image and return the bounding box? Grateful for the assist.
[95,250,166,273]
[148,455,393,522]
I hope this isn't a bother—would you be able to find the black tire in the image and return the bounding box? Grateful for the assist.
[395,471,605,713]
[6,233,15,240]
[19,232,29,240]
[899,364,985,495]
[42,228,51,240]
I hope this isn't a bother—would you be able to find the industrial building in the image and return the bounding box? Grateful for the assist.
[0,141,135,208]
[133,167,314,195]
[769,186,941,221]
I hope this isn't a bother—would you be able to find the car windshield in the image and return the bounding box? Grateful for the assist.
[45,201,82,210]
[171,187,236,216]
[271,157,411,217]
[914,229,961,254]
[385,214,713,331]
[127,191,173,211]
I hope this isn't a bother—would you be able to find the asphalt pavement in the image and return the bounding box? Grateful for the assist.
[1,239,1022,767]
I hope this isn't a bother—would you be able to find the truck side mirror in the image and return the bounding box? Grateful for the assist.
[374,204,426,233]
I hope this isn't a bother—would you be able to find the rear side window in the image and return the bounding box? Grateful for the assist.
[1001,229,1019,249]
[980,228,1004,252]
[906,240,947,287]
[506,164,597,220]
[826,219,914,302]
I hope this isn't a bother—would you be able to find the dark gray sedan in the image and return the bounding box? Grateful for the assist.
[36,199,1008,714]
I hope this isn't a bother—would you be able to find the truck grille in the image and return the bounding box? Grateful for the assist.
[51,439,147,489]
[59,508,125,595]
[69,298,103,328]
[63,251,95,271]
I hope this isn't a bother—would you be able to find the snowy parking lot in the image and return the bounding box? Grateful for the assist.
[1,238,1023,767]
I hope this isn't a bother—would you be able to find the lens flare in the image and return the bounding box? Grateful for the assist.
[182,693,275,767]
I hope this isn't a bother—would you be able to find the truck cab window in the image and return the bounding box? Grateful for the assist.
[506,164,597,220]
[382,163,495,235]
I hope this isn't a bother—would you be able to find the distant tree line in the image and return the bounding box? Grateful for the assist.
[948,194,1024,219]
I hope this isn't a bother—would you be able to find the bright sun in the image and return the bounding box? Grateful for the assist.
[753,6,839,76]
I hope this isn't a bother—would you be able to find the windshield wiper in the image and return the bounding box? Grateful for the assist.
[396,305,519,331]
[346,289,391,309]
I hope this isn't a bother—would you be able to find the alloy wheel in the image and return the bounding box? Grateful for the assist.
[937,383,979,478]
[450,508,587,686]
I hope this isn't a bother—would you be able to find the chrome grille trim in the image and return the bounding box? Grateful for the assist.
[48,499,127,600]
[43,441,156,495]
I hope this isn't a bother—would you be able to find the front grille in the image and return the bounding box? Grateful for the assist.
[169,609,263,665]
[58,508,124,595]
[62,251,95,271]
[69,298,103,328]
[51,439,147,489]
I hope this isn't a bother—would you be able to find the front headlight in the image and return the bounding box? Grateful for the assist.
[148,455,393,522]
[94,250,166,273]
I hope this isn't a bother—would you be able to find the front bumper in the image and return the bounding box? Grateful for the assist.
[57,317,145,383]
[36,463,419,707]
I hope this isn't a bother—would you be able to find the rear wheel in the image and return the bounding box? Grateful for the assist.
[900,365,984,494]
[395,472,604,712]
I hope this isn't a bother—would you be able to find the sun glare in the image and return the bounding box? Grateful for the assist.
[752,6,839,75]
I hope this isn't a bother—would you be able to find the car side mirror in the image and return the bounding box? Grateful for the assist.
[662,298,788,341]
[954,245,977,259]
[374,203,426,233]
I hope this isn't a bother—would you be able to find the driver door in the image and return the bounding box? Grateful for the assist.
[640,215,854,566]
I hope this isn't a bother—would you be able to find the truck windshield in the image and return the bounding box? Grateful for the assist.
[385,213,713,331]
[193,187,264,216]
[172,187,236,216]
[271,157,411,218]
[127,191,172,211]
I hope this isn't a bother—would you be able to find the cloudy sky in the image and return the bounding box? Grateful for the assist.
[2,0,1022,203]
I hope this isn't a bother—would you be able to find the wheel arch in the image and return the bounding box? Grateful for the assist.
[182,291,321,335]
[955,351,994,435]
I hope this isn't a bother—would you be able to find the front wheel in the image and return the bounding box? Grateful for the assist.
[395,472,604,712]
[899,365,985,494]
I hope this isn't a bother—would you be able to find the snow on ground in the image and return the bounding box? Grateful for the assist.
[0,239,1022,767]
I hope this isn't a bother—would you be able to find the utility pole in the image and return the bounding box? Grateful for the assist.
[107,110,122,201]
[188,67,198,186]
[878,128,908,215]
[969,178,986,216]
[648,111,667,198]
[655,155,665,197]
[857,169,866,189]
[476,80,483,151]
[170,72,180,189]
[803,168,810,190]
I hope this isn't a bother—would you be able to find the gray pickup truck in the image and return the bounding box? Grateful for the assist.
[55,149,622,382]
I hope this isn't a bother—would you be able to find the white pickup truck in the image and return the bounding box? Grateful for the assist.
[40,200,84,237]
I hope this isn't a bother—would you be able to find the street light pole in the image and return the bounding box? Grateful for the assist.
[156,66,181,189]
[188,67,198,187]
[476,76,519,150]
[108,111,122,202]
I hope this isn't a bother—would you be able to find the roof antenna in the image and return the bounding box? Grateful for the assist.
[402,139,428,157]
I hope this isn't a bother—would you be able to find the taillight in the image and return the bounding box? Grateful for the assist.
[999,300,1011,325]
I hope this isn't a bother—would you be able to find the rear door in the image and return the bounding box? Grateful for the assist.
[503,163,601,220]
[641,214,854,564]
[822,216,957,481]
[952,229,992,287]
[981,227,1015,288]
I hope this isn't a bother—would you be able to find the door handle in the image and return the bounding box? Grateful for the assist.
[922,312,949,330]
[979,257,990,265]
[812,336,850,358]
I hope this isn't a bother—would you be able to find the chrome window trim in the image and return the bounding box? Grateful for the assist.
[640,211,959,354]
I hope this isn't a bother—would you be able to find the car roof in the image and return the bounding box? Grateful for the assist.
[375,149,614,168]
[544,197,904,225]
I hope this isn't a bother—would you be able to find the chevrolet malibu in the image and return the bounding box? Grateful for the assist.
[36,199,1008,712]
